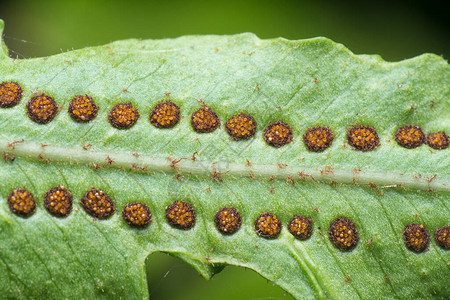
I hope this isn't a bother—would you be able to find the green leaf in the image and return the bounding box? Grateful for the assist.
[0,19,448,299]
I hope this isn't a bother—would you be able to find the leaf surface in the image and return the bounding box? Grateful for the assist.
[0,20,448,299]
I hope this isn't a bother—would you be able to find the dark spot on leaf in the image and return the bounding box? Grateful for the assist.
[7,188,36,218]
[254,212,282,239]
[434,225,449,249]
[80,188,116,219]
[0,81,23,108]
[149,101,180,128]
[426,132,449,150]
[2,152,15,162]
[303,126,335,152]
[288,215,313,240]
[191,106,220,133]
[347,125,379,151]
[403,223,429,252]
[365,238,374,246]
[68,95,99,123]
[82,144,92,150]
[328,217,359,251]
[211,171,223,183]
[44,186,73,217]
[122,202,152,228]
[165,201,195,230]
[26,93,58,124]
[7,139,24,150]
[214,207,242,235]
[263,121,293,147]
[395,125,425,148]
[108,103,140,129]
[225,113,257,140]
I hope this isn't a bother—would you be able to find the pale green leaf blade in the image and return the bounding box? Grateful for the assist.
[0,20,448,299]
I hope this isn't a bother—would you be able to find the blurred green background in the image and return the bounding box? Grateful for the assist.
[0,1,447,299]
[1,0,448,61]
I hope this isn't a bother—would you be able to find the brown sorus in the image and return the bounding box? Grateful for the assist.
[27,93,58,124]
[303,126,335,152]
[108,103,140,129]
[68,95,99,123]
[426,132,449,150]
[434,226,449,249]
[0,81,23,108]
[395,125,425,149]
[263,121,293,147]
[44,186,73,217]
[149,101,180,128]
[80,188,116,219]
[215,207,242,235]
[7,188,36,218]
[225,113,257,140]
[165,201,195,230]
[254,212,282,239]
[288,215,313,240]
[347,125,380,151]
[191,106,220,133]
[403,223,429,252]
[328,217,359,251]
[122,202,152,228]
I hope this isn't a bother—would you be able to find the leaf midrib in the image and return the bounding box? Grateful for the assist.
[1,138,447,192]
